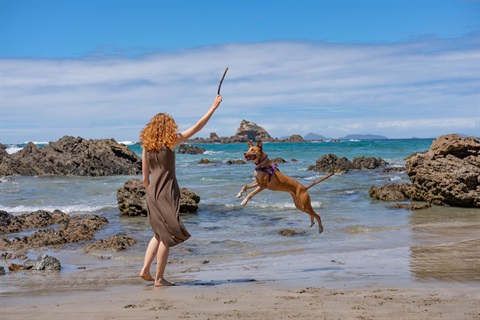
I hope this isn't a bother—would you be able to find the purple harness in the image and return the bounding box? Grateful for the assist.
[255,154,278,182]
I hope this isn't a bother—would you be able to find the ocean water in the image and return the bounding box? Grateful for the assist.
[1,139,479,293]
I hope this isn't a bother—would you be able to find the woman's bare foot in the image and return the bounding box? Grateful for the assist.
[139,270,154,282]
[154,278,176,287]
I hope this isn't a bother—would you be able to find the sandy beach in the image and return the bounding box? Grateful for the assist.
[2,279,479,320]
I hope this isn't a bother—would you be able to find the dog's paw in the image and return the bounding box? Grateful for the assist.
[240,199,248,206]
[236,192,242,199]
[318,226,324,234]
[309,221,315,227]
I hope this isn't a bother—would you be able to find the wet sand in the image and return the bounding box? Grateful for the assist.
[2,215,480,320]
[1,281,479,320]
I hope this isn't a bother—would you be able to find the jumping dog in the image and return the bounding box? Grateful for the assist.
[237,140,334,233]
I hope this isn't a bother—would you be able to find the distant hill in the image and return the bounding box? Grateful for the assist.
[304,133,329,140]
[341,134,388,140]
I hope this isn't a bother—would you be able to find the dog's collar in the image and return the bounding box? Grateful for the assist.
[255,154,269,166]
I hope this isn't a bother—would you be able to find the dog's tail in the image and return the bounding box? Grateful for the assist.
[305,172,335,190]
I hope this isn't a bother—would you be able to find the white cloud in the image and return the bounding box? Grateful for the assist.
[377,118,479,130]
[1,36,479,143]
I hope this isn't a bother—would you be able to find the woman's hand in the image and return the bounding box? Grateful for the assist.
[212,94,222,110]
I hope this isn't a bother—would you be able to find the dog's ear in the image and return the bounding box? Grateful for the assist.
[257,140,262,149]
[247,140,253,147]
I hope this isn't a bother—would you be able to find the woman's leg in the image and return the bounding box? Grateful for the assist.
[139,236,159,281]
[154,241,175,286]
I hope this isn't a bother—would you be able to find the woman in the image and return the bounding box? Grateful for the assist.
[139,94,222,287]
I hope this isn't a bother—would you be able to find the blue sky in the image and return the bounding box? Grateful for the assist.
[1,0,479,143]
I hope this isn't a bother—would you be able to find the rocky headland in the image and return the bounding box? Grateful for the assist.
[370,134,480,208]
[0,135,141,176]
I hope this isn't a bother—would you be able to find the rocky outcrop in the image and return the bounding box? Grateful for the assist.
[235,119,272,141]
[116,179,201,216]
[0,144,8,162]
[309,154,388,173]
[369,184,419,201]
[225,159,246,165]
[405,134,480,207]
[179,188,201,213]
[0,211,109,251]
[24,253,61,271]
[177,144,205,154]
[7,253,62,273]
[188,120,284,143]
[0,136,142,176]
[369,134,480,208]
[84,233,136,252]
[0,210,70,234]
[278,228,307,237]
[116,179,147,217]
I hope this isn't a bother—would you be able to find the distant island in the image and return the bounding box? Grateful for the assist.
[303,133,330,140]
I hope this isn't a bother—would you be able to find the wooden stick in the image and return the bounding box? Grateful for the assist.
[217,67,229,95]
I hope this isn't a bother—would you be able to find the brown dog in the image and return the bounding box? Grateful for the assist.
[237,140,334,233]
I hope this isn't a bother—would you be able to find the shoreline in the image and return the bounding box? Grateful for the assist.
[2,279,479,320]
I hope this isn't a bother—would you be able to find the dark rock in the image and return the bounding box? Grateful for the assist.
[352,156,387,170]
[179,188,201,213]
[26,253,61,271]
[177,144,205,154]
[0,136,142,176]
[116,179,146,217]
[0,266,5,275]
[406,134,480,207]
[84,233,136,252]
[225,159,246,165]
[0,212,109,251]
[278,228,307,237]
[8,263,24,272]
[309,154,388,173]
[0,144,8,162]
[391,203,431,210]
[0,210,13,234]
[199,159,213,164]
[1,252,28,260]
[369,184,418,201]
[309,154,353,173]
[24,259,35,269]
[382,167,406,173]
[271,157,287,164]
[0,210,69,234]
[116,179,201,216]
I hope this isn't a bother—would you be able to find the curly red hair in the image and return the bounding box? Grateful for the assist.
[139,113,178,151]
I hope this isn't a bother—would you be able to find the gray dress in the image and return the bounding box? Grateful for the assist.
[145,147,191,247]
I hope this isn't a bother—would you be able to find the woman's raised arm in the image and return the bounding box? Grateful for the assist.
[175,95,222,145]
